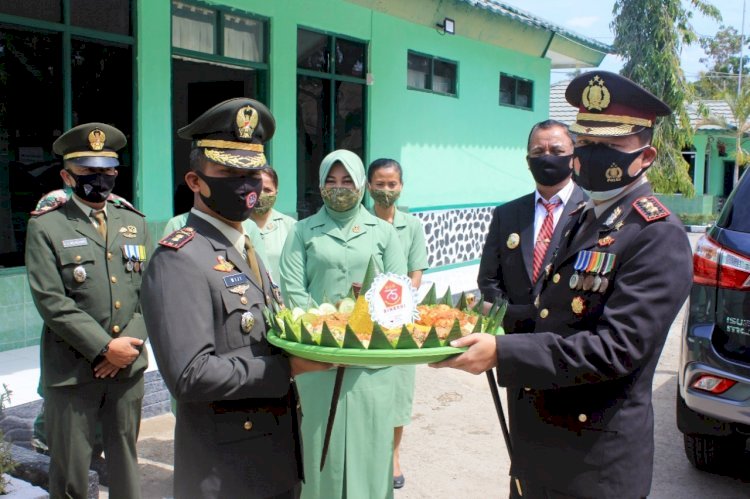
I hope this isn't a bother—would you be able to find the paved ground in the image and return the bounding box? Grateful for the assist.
[103,233,750,498]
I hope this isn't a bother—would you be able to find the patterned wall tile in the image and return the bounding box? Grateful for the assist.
[413,206,494,268]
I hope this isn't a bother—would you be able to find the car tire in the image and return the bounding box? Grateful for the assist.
[683,433,744,471]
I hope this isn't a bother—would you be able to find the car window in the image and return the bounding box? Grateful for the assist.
[717,169,750,233]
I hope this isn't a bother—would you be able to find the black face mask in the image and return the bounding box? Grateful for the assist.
[526,154,573,186]
[573,143,649,195]
[68,172,116,203]
[196,170,262,222]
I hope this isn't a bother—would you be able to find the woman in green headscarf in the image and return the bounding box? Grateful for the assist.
[280,149,406,499]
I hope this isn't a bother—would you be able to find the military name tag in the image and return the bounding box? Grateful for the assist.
[62,238,88,248]
[224,273,250,288]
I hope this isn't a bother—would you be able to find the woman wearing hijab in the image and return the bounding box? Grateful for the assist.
[367,158,429,490]
[250,166,296,284]
[280,149,406,499]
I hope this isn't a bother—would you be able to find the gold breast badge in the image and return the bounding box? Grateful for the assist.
[506,233,520,249]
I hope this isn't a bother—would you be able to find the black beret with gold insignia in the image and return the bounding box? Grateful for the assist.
[565,71,671,137]
[53,122,127,168]
[177,97,275,170]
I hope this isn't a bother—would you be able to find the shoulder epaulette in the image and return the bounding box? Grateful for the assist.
[108,194,145,217]
[632,196,670,222]
[31,189,69,216]
[159,227,196,249]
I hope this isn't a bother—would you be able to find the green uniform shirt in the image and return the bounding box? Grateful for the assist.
[279,205,406,307]
[390,209,429,273]
[162,211,269,272]
[257,209,296,284]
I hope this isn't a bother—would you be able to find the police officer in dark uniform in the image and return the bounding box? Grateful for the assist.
[25,123,150,498]
[141,98,326,499]
[434,71,693,499]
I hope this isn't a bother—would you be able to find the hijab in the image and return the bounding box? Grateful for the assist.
[319,149,366,225]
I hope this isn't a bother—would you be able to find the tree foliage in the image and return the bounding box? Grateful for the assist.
[611,0,721,196]
[693,25,750,99]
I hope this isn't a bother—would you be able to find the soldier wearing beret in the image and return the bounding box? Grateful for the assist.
[434,72,693,498]
[25,123,150,498]
[141,98,326,499]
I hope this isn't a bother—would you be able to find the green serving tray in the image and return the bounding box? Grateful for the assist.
[267,328,471,366]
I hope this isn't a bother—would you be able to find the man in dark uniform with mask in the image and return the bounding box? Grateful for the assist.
[434,71,693,499]
[478,119,585,333]
[25,123,150,498]
[141,98,326,499]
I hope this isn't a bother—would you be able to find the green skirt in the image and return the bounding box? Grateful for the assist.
[392,365,416,427]
[296,367,396,499]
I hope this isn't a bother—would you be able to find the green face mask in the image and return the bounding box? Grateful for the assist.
[369,189,401,207]
[321,187,360,212]
[253,193,277,215]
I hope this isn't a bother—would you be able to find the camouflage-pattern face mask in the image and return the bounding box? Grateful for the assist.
[253,193,277,215]
[321,187,360,212]
[369,189,401,208]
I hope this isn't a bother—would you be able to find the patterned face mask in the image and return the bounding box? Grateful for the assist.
[369,189,401,207]
[253,193,277,215]
[321,187,361,212]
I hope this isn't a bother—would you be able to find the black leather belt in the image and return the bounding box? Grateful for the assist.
[210,391,292,416]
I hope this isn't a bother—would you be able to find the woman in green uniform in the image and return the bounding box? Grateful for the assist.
[367,158,429,490]
[249,166,296,284]
[280,149,406,499]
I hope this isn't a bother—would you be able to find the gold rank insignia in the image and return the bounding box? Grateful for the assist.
[571,296,585,315]
[633,196,670,222]
[213,256,235,272]
[119,225,137,238]
[582,75,611,111]
[88,128,106,151]
[236,106,259,139]
[506,233,520,249]
[598,235,615,247]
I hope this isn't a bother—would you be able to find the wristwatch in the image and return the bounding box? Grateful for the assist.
[99,342,110,356]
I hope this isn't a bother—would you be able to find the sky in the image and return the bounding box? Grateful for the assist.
[500,0,748,83]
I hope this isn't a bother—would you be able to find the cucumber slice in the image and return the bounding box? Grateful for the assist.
[291,307,306,321]
[318,303,338,315]
[337,297,356,314]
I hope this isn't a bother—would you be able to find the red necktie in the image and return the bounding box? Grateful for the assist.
[532,199,561,282]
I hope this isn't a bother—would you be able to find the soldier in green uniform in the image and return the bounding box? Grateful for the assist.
[279,149,407,499]
[366,158,429,489]
[25,123,150,499]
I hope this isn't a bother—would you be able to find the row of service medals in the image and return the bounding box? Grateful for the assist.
[569,250,616,294]
[122,245,147,273]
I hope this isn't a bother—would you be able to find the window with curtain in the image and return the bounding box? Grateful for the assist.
[407,51,457,96]
[499,73,534,110]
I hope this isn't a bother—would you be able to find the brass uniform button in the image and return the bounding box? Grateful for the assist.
[111,276,117,283]
[112,325,121,334]
[524,387,531,392]
[75,255,82,262]
[240,296,248,305]
[539,308,549,319]
[552,273,560,284]
[243,420,253,431]
[114,301,121,309]
[578,413,588,423]
[107,252,113,260]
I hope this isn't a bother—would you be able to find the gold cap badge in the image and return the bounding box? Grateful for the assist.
[88,129,106,151]
[236,106,259,139]
[582,76,610,112]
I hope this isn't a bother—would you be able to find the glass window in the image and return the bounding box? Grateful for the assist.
[224,14,264,63]
[407,51,457,96]
[499,73,533,110]
[297,29,329,73]
[172,1,216,54]
[71,0,130,35]
[0,0,61,23]
[335,38,365,78]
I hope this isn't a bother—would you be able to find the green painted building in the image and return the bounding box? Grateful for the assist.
[0,0,607,352]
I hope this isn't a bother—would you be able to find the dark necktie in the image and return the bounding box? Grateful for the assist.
[532,199,561,282]
[92,210,107,242]
[244,236,263,289]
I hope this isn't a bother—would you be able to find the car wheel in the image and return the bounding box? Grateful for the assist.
[683,433,744,471]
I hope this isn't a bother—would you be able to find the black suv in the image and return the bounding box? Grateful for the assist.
[677,168,750,471]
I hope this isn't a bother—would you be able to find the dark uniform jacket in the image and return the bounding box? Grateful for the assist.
[141,214,300,499]
[495,182,692,499]
[478,184,585,333]
[25,196,150,388]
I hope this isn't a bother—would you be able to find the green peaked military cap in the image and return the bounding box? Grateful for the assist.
[177,97,276,170]
[565,70,671,137]
[53,122,127,168]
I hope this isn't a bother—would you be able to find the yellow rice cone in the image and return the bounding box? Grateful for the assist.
[348,294,374,335]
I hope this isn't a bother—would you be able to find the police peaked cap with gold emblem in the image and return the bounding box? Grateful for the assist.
[178,97,276,170]
[53,122,127,168]
[565,71,671,137]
